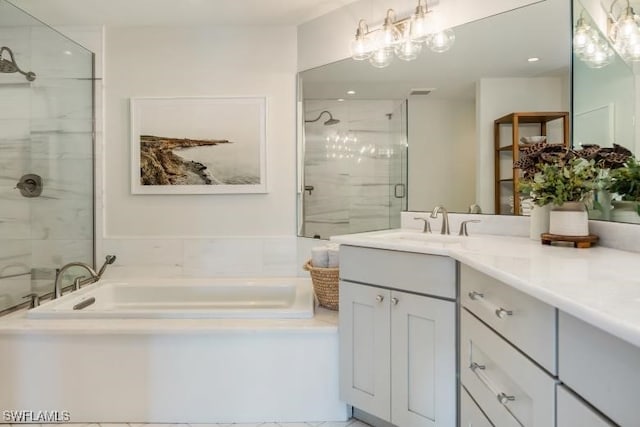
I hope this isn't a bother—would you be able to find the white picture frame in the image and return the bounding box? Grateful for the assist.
[130,96,267,194]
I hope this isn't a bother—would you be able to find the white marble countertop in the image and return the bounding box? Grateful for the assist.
[332,229,640,348]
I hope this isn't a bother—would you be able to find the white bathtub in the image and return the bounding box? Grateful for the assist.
[27,277,314,319]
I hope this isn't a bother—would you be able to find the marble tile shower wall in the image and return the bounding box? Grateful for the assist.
[101,237,301,278]
[303,100,405,239]
[0,23,95,309]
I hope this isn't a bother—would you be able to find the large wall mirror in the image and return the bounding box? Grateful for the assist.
[297,0,571,238]
[573,0,640,224]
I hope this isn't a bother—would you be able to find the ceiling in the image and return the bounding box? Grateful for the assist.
[7,0,355,26]
[301,0,571,100]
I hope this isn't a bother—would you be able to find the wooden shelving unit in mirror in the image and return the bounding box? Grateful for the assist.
[494,112,570,215]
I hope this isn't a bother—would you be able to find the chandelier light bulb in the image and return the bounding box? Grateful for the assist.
[350,20,372,60]
[427,29,455,53]
[369,48,393,68]
[396,24,422,60]
[573,17,592,54]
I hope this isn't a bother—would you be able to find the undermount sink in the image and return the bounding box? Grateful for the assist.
[371,231,466,244]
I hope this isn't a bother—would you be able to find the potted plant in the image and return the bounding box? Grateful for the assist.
[517,144,599,237]
[607,156,640,223]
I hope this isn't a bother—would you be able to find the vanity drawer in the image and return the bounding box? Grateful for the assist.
[557,385,614,427]
[460,264,556,373]
[559,311,640,427]
[460,386,493,427]
[461,309,556,427]
[340,245,456,299]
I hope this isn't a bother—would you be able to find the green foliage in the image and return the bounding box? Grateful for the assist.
[607,157,640,202]
[519,158,599,207]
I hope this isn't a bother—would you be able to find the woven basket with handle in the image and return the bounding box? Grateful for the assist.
[303,259,339,311]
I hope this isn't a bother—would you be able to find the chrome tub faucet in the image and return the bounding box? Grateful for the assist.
[53,255,116,299]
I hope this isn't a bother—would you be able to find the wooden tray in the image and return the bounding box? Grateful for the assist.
[540,233,599,248]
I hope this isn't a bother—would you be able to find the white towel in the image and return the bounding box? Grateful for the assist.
[311,246,329,268]
[327,246,340,268]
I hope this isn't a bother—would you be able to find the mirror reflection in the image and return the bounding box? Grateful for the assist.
[572,0,640,224]
[298,0,571,238]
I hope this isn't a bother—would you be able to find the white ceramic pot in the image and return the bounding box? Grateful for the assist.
[549,202,589,236]
[611,200,640,224]
[529,204,551,240]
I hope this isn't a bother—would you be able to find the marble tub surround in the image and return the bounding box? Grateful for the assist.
[101,236,299,279]
[331,229,640,349]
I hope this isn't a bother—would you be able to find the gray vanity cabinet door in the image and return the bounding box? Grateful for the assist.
[557,386,614,427]
[339,280,391,421]
[391,290,456,427]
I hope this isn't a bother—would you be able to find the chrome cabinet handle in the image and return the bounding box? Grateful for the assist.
[391,297,399,305]
[468,291,484,300]
[470,362,517,408]
[495,307,513,318]
[376,295,384,303]
[468,291,513,320]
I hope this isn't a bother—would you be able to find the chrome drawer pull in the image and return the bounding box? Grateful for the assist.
[498,392,516,405]
[391,297,399,305]
[469,291,514,320]
[375,295,384,303]
[468,291,484,300]
[495,307,513,318]
[470,361,517,408]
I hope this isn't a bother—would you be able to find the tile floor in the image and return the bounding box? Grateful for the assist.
[20,421,371,427]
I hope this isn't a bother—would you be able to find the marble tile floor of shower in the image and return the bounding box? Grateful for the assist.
[12,421,372,427]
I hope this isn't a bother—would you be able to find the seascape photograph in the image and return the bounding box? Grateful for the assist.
[130,97,266,194]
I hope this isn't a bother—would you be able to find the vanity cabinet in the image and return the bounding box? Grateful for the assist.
[557,385,614,427]
[460,265,557,427]
[559,311,640,427]
[338,245,456,427]
[493,111,569,215]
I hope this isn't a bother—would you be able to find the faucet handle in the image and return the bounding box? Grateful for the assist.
[22,292,41,309]
[413,217,431,233]
[459,220,481,236]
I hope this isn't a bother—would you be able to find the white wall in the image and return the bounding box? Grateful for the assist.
[297,0,543,71]
[407,96,475,212]
[101,25,301,277]
[476,77,567,214]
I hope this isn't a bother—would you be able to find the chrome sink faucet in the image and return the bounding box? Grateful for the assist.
[430,205,450,235]
[53,255,116,299]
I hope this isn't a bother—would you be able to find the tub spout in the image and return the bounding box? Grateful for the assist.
[53,255,116,299]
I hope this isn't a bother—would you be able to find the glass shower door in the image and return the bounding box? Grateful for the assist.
[0,0,94,312]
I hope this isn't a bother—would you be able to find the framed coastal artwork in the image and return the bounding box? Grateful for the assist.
[130,96,267,194]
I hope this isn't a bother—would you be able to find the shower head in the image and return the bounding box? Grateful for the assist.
[305,110,340,126]
[0,47,36,82]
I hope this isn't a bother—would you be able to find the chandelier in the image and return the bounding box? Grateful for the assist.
[607,0,640,61]
[573,10,615,68]
[350,0,455,68]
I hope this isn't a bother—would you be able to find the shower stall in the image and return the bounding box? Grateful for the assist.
[0,0,94,313]
[300,99,408,239]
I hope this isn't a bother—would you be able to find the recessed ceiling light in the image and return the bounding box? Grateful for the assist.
[527,57,540,62]
[337,98,345,102]
[347,90,356,95]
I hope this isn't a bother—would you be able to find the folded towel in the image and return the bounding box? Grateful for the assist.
[311,246,329,268]
[328,246,340,268]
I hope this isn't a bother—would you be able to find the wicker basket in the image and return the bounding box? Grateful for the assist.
[303,259,339,311]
